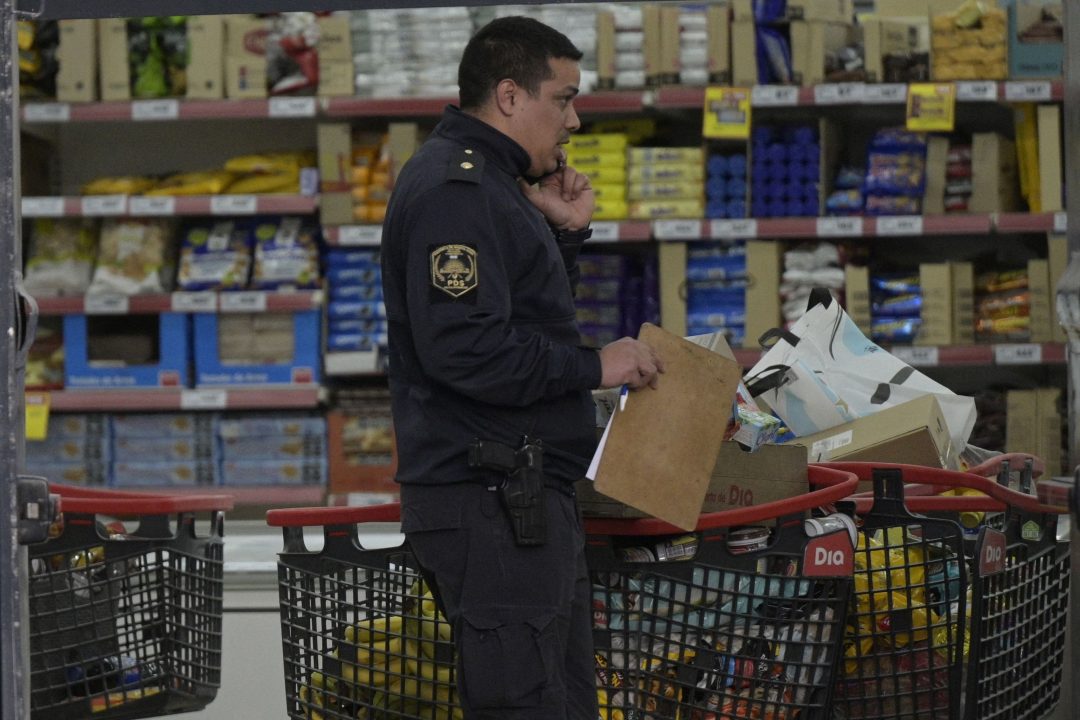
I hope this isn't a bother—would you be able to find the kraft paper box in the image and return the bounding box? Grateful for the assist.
[785,394,957,469]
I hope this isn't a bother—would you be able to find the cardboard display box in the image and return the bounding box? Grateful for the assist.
[861,16,929,83]
[745,241,783,349]
[917,262,953,346]
[1005,0,1063,79]
[327,408,398,496]
[225,15,269,99]
[99,16,224,101]
[951,261,975,345]
[1027,257,1053,342]
[731,19,757,86]
[56,20,97,102]
[63,313,188,389]
[1037,104,1063,212]
[970,132,1020,214]
[317,15,354,96]
[193,310,320,386]
[1048,233,1067,342]
[790,20,854,86]
[784,394,957,468]
[844,264,871,335]
[1006,387,1062,475]
[707,4,732,83]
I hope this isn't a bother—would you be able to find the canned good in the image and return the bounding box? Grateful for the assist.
[727,526,769,554]
[803,513,857,546]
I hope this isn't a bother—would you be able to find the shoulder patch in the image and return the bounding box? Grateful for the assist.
[429,243,478,302]
[446,148,484,184]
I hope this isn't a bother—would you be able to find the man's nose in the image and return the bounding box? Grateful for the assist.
[566,104,581,132]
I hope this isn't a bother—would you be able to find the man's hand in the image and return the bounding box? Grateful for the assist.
[518,165,595,231]
[598,338,665,389]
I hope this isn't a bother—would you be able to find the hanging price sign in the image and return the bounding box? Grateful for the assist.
[702,87,751,140]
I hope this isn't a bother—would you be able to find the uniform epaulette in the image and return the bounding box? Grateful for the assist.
[446,147,484,183]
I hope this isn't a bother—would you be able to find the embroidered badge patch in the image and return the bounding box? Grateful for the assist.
[430,244,478,299]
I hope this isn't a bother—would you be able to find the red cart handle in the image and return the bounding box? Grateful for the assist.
[50,484,234,515]
[266,465,859,536]
[815,462,1065,515]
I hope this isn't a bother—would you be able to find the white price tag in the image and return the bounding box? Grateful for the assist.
[219,291,268,313]
[710,218,758,239]
[589,221,620,243]
[994,343,1042,365]
[268,96,317,117]
[336,225,383,246]
[876,215,924,236]
[816,216,862,237]
[21,197,66,217]
[80,195,126,216]
[892,346,939,367]
[84,294,130,315]
[171,292,217,313]
[1004,81,1052,102]
[814,83,865,105]
[751,85,799,107]
[181,389,228,410]
[131,99,180,120]
[129,196,176,216]
[956,81,997,102]
[863,84,907,103]
[24,103,71,122]
[653,219,702,240]
[210,195,258,215]
[1054,212,1067,233]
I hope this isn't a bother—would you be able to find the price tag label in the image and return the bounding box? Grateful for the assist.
[219,291,268,313]
[269,96,317,117]
[906,83,956,132]
[956,81,997,102]
[24,392,50,441]
[1054,212,1067,233]
[710,218,758,239]
[131,99,180,120]
[994,343,1042,365]
[336,225,383,246]
[84,294,130,315]
[171,292,217,313]
[1004,81,1052,102]
[80,195,126,216]
[210,195,258,215]
[654,219,702,240]
[814,83,865,105]
[129,196,176,216]
[816,217,862,237]
[24,103,71,123]
[876,215,924,236]
[21,197,66,217]
[751,85,799,107]
[589,221,620,242]
[863,84,907,103]
[181,389,228,410]
[702,86,751,140]
[892,346,940,367]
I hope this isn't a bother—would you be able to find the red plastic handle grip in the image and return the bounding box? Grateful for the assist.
[51,484,235,515]
[265,465,860,535]
[816,462,1065,515]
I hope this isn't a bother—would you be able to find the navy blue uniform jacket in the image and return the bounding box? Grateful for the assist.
[381,106,603,486]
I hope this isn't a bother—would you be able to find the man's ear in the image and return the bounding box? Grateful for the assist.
[493,78,517,117]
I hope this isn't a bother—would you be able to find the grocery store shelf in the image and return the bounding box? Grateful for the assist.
[21,194,318,218]
[21,97,320,123]
[34,290,323,316]
[995,211,1066,234]
[888,342,1065,367]
[46,386,323,412]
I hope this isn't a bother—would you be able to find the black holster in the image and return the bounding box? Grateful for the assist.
[468,436,546,546]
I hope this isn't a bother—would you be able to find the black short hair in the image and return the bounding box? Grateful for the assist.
[458,16,583,112]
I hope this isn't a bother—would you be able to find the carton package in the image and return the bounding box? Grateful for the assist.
[970,132,1020,213]
[707,4,732,83]
[785,394,957,468]
[951,261,975,344]
[186,15,225,99]
[1048,233,1067,342]
[931,7,1008,81]
[1006,387,1062,474]
[221,458,326,485]
[1005,1,1063,79]
[862,16,930,84]
[731,20,757,86]
[317,15,353,96]
[790,20,854,86]
[844,264,872,335]
[1027,258,1053,342]
[732,0,853,23]
[922,135,949,215]
[112,412,212,438]
[113,436,214,462]
[56,20,97,102]
[327,407,398,496]
[221,434,325,461]
[595,11,617,89]
[642,5,663,85]
[112,460,218,487]
[225,15,269,99]
[745,241,783,349]
[1037,104,1063,212]
[99,17,223,101]
[916,262,953,346]
[217,414,325,438]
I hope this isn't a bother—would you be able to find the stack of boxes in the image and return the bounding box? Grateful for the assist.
[351,8,469,98]
[931,4,1008,81]
[685,241,747,347]
[327,389,397,499]
[325,248,386,354]
[676,5,710,87]
[627,146,705,220]
[862,128,926,217]
[751,125,820,219]
[705,151,748,219]
[348,135,395,225]
[566,133,629,222]
[217,413,327,486]
[595,4,647,90]
[111,413,218,487]
[24,415,108,486]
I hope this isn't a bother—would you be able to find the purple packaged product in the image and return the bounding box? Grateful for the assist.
[576,277,622,303]
[327,265,380,285]
[575,302,622,326]
[323,249,379,268]
[765,143,787,163]
[752,126,775,144]
[329,283,383,302]
[786,181,805,200]
[752,199,770,218]
[752,160,770,180]
[803,161,821,183]
[578,324,621,348]
[786,199,809,217]
[872,293,922,317]
[577,254,626,278]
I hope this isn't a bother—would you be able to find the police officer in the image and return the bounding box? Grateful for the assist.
[381,16,664,720]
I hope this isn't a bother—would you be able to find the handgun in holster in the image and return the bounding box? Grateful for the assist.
[468,436,546,546]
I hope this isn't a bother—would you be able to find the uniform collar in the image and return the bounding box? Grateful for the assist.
[435,105,531,178]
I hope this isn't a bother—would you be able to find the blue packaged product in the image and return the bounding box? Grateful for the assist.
[752,179,771,202]
[707,155,727,177]
[727,154,747,178]
[327,333,388,352]
[688,243,741,259]
[706,176,728,198]
[786,199,808,217]
[323,249,379,268]
[871,316,921,344]
[752,159,770,180]
[727,199,747,218]
[765,143,787,163]
[752,199,769,218]
[328,300,386,320]
[687,282,746,307]
[872,293,922,317]
[725,178,747,198]
[706,201,727,219]
[871,275,921,295]
[220,434,325,462]
[825,189,863,214]
[176,220,253,292]
[250,217,321,290]
[329,283,383,302]
[687,308,747,328]
[803,160,821,183]
[216,414,325,439]
[768,161,789,183]
[756,26,794,84]
[834,166,864,190]
[767,198,787,217]
[786,181,805,200]
[751,126,775,145]
[686,256,748,282]
[327,265,380,285]
[328,318,386,335]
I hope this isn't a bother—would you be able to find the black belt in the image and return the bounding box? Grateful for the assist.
[477,476,576,498]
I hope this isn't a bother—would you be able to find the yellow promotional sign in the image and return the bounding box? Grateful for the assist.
[702,87,751,139]
[906,83,956,132]
[25,392,50,441]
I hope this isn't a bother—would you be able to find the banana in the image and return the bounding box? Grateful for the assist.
[341,637,409,689]
[345,615,404,648]
[226,171,300,195]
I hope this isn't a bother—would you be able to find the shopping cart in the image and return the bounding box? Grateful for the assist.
[28,484,233,720]
[267,464,859,720]
[822,460,1070,720]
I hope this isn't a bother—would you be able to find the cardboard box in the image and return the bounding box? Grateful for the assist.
[317,15,353,96]
[327,408,398,496]
[1007,387,1062,475]
[862,16,925,83]
[922,135,949,214]
[1037,104,1063,212]
[745,241,783,349]
[1005,1,1063,79]
[873,0,932,17]
[707,4,732,83]
[56,20,97,102]
[970,132,1020,213]
[734,0,853,22]
[844,264,871,335]
[642,5,663,85]
[577,442,808,518]
[97,18,129,101]
[225,15,268,99]
[596,11,617,90]
[731,20,757,86]
[951,261,975,344]
[791,20,854,86]
[317,123,352,191]
[1028,258,1053,342]
[917,262,953,346]
[63,313,188,389]
[659,5,681,84]
[785,394,956,468]
[193,310,320,386]
[658,242,688,337]
[1047,233,1067,342]
[186,15,225,99]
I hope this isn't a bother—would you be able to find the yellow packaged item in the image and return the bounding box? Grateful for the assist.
[628,199,704,219]
[223,151,314,175]
[588,118,657,144]
[627,163,705,183]
[582,167,628,186]
[568,133,629,153]
[627,181,703,201]
[592,183,628,202]
[226,171,300,195]
[146,170,235,196]
[628,147,705,164]
[81,176,156,196]
[351,166,371,186]
[566,151,627,170]
[593,199,628,220]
